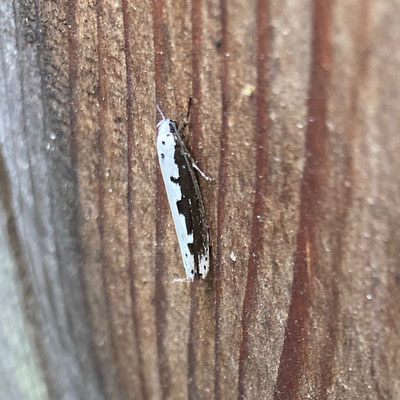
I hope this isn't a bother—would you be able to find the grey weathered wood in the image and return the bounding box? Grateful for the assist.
[1,0,399,399]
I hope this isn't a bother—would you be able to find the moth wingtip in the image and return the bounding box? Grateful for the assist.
[172,277,193,283]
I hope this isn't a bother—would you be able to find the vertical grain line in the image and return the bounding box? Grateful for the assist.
[0,8,53,395]
[273,2,333,399]
[10,0,58,328]
[94,0,124,396]
[188,283,199,400]
[318,1,372,397]
[64,0,90,372]
[187,0,203,397]
[65,0,113,395]
[30,0,62,335]
[214,0,229,398]
[19,0,75,357]
[121,1,148,398]
[152,0,171,397]
[237,0,271,397]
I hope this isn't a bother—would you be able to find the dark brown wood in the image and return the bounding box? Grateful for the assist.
[1,0,400,399]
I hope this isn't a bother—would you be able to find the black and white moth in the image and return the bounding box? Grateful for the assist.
[156,106,210,281]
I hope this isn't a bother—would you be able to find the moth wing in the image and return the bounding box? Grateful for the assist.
[157,119,210,280]
[157,129,196,280]
[174,135,210,279]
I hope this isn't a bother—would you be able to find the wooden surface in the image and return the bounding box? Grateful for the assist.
[1,0,400,399]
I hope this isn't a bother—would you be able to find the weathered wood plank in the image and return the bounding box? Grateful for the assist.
[1,0,399,399]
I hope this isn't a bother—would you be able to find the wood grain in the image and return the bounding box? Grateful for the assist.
[1,0,400,399]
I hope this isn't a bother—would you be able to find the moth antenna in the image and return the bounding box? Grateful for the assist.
[180,97,193,133]
[186,97,193,121]
[156,104,165,120]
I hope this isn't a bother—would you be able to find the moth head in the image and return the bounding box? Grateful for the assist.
[168,120,178,133]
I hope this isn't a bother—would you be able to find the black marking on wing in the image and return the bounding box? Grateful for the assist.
[172,131,209,279]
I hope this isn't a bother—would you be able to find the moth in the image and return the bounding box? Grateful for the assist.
[156,104,210,281]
